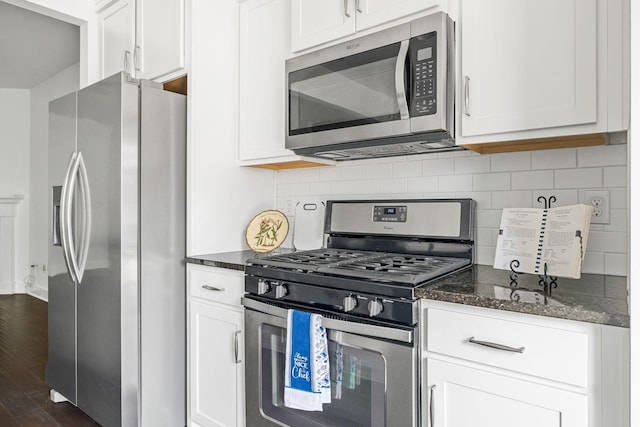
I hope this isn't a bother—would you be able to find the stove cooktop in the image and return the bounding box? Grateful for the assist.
[247,248,471,286]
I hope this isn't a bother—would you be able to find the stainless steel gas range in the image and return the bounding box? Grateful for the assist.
[243,199,474,427]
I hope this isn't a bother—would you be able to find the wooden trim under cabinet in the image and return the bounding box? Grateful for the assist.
[163,75,188,96]
[462,133,607,155]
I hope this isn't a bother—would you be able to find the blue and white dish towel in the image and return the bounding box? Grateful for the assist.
[284,309,331,411]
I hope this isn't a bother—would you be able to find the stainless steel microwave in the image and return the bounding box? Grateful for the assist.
[285,12,457,161]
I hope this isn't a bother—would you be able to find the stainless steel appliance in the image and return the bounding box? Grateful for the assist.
[244,199,474,427]
[285,12,457,161]
[47,72,186,427]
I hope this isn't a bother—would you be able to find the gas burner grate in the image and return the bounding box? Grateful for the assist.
[249,249,471,286]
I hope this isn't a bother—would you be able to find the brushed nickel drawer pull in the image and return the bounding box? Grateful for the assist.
[202,285,225,292]
[468,337,525,353]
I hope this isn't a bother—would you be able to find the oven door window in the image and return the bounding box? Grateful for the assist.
[261,323,385,427]
[289,43,402,136]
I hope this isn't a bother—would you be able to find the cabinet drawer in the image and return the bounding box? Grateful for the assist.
[188,265,244,306]
[426,305,593,388]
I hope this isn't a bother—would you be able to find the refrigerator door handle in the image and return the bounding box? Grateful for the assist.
[75,152,92,283]
[60,152,78,283]
[63,153,82,284]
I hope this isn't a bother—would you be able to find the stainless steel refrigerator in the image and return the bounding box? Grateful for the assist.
[47,72,186,427]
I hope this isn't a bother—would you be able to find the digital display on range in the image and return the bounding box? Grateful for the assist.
[373,205,407,223]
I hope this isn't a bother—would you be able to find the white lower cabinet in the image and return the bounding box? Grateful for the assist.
[188,265,245,427]
[426,359,587,427]
[421,300,629,427]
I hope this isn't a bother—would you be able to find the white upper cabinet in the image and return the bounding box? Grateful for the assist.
[291,0,439,52]
[97,0,186,81]
[135,0,185,80]
[457,0,629,147]
[239,0,335,168]
[98,0,135,78]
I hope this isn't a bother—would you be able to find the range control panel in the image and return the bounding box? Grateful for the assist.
[410,31,437,116]
[373,205,407,223]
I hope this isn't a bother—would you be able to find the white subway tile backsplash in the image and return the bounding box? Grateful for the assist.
[319,166,342,181]
[476,209,502,228]
[308,181,332,195]
[610,188,627,209]
[511,170,554,190]
[475,227,497,246]
[473,173,511,191]
[490,152,531,172]
[379,178,408,194]
[455,191,492,209]
[578,144,627,167]
[531,148,577,170]
[475,246,497,266]
[555,168,602,189]
[422,158,454,176]
[603,209,628,233]
[330,179,378,195]
[587,231,628,253]
[341,165,367,180]
[407,176,438,193]
[582,252,605,274]
[604,166,627,187]
[277,170,300,184]
[392,160,421,177]
[532,189,578,207]
[604,253,627,276]
[438,174,472,192]
[299,168,320,183]
[290,183,310,195]
[366,163,393,179]
[455,155,491,174]
[492,191,533,209]
[274,145,628,275]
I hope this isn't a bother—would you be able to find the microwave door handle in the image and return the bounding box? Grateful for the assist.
[395,40,410,120]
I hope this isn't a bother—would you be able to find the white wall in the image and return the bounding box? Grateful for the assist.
[187,0,275,255]
[0,89,30,293]
[28,63,80,294]
[4,0,98,86]
[275,143,628,276]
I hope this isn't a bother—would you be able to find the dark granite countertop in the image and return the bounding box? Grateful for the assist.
[417,265,629,328]
[186,253,629,328]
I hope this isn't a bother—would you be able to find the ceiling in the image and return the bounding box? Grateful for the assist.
[0,1,80,89]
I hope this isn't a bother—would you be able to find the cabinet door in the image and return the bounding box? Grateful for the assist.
[460,0,597,137]
[355,0,438,31]
[239,0,293,161]
[291,0,355,52]
[425,359,588,427]
[136,0,185,80]
[190,301,244,427]
[98,0,135,78]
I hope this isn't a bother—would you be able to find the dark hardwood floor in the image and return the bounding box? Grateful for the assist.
[0,295,100,427]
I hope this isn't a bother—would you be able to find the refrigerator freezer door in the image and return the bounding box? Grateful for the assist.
[47,91,78,404]
[75,73,139,427]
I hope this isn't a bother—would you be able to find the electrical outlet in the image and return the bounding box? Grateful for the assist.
[284,199,294,216]
[584,190,610,224]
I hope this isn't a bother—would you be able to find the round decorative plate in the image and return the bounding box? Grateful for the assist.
[245,210,289,253]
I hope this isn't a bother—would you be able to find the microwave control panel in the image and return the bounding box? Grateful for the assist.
[410,31,437,116]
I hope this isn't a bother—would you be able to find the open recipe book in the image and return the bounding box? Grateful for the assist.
[493,204,592,279]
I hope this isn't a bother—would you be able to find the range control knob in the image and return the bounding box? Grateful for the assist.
[368,299,383,317]
[343,295,358,312]
[257,279,271,295]
[275,283,288,299]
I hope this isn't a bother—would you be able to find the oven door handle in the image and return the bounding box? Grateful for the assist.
[242,297,413,344]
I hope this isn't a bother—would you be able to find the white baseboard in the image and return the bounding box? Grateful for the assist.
[27,286,48,302]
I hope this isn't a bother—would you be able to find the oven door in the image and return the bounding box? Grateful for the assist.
[243,297,418,427]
